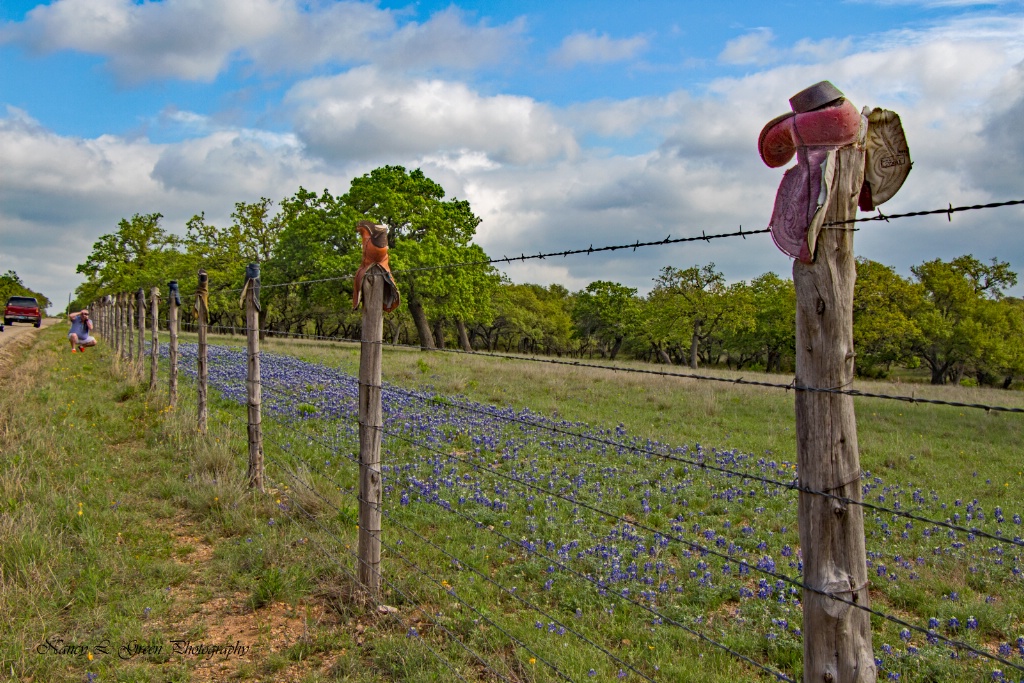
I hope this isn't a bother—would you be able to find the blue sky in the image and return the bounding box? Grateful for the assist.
[1,0,1023,309]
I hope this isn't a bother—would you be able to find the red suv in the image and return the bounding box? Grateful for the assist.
[3,296,42,329]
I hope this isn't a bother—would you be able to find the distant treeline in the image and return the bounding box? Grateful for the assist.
[0,271,50,311]
[74,166,1023,387]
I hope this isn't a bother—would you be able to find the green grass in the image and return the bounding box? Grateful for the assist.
[0,329,467,682]
[4,327,1024,682]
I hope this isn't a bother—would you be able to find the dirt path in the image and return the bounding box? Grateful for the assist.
[0,317,60,349]
[0,318,60,377]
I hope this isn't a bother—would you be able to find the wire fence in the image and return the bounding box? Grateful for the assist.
[82,193,1024,681]
[146,338,1024,680]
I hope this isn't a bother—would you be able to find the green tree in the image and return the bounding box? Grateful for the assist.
[75,213,182,305]
[648,264,731,368]
[853,259,922,378]
[0,270,50,311]
[477,282,574,355]
[719,273,794,372]
[910,255,1018,384]
[268,188,362,337]
[342,166,495,350]
[572,281,639,360]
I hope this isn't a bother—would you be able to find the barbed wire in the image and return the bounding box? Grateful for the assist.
[250,375,1024,675]
[146,345,1024,554]
[171,352,1023,674]
[160,197,1023,296]
[248,364,1024,558]
[248,406,651,682]
[379,422,1024,675]
[251,395,794,681]
[825,199,1024,226]
[367,380,1024,552]
[206,413,481,683]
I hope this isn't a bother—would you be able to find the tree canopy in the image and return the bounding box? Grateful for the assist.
[0,270,50,311]
[71,170,1024,389]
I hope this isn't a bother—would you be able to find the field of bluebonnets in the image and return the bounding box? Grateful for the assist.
[168,339,1024,682]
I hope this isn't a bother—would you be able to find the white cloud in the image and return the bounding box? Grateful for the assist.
[378,7,526,72]
[0,0,522,83]
[550,31,648,68]
[0,106,344,302]
[719,28,778,66]
[4,12,1024,305]
[286,66,579,165]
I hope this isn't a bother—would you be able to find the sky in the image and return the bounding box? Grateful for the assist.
[1,0,1023,313]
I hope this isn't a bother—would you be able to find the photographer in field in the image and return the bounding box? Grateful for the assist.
[68,309,96,353]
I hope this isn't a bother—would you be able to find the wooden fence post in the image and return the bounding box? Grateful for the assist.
[126,294,134,362]
[793,143,875,682]
[168,281,180,407]
[136,289,146,376]
[111,293,117,355]
[244,264,264,491]
[115,292,124,358]
[197,270,209,435]
[358,265,386,598]
[149,287,159,391]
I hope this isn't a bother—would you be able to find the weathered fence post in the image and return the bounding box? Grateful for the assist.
[168,281,180,407]
[115,292,124,358]
[104,295,111,341]
[149,287,160,391]
[136,289,146,376]
[196,270,209,435]
[243,264,264,491]
[357,266,386,598]
[794,143,875,682]
[352,221,400,597]
[126,294,134,362]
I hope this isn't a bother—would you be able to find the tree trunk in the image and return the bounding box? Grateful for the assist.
[409,298,435,350]
[690,322,700,369]
[609,335,623,360]
[456,321,471,352]
[433,318,446,349]
[658,348,673,365]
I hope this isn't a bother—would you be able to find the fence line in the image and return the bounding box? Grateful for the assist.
[100,313,1024,680]
[251,370,1024,562]
[87,187,1024,681]
[253,370,1024,675]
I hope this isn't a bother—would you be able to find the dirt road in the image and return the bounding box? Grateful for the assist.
[0,318,60,352]
[0,317,61,376]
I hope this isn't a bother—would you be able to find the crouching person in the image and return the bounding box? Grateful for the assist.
[69,309,97,352]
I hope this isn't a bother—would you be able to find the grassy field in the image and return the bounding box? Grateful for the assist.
[3,327,1024,682]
